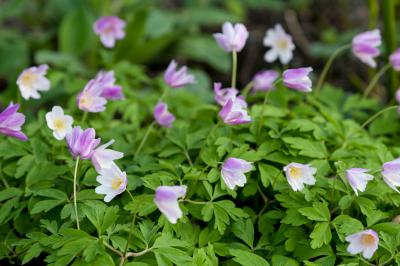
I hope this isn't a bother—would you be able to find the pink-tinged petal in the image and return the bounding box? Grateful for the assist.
[153,102,175,128]
[390,48,400,71]
[66,126,100,160]
[94,16,126,48]
[101,86,124,100]
[154,185,187,224]
[221,158,253,189]
[214,22,249,52]
[352,29,381,68]
[163,60,195,88]
[252,70,279,92]
[283,67,313,92]
[0,103,28,141]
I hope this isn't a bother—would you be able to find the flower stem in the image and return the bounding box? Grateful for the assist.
[81,112,88,124]
[242,81,254,98]
[362,63,391,98]
[257,79,281,140]
[360,105,399,129]
[180,198,211,205]
[125,189,135,202]
[134,121,155,161]
[73,156,80,230]
[120,213,137,266]
[231,51,237,88]
[315,43,351,94]
[183,150,193,166]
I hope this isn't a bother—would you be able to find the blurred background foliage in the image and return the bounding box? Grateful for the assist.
[0,0,399,106]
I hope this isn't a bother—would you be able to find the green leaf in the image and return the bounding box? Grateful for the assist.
[229,249,270,266]
[258,163,283,188]
[58,7,94,55]
[31,199,65,214]
[271,255,299,266]
[21,243,43,265]
[35,189,68,200]
[283,137,328,159]
[332,215,364,241]
[0,187,22,201]
[124,194,157,216]
[310,222,332,249]
[299,202,330,222]
[232,219,254,248]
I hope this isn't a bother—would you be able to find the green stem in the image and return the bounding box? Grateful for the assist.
[315,43,352,93]
[257,79,281,140]
[125,189,135,202]
[363,64,391,98]
[242,81,254,98]
[183,150,193,166]
[231,51,237,88]
[120,213,137,266]
[81,112,88,124]
[361,105,399,129]
[382,0,397,98]
[73,156,80,230]
[180,199,211,205]
[134,122,155,160]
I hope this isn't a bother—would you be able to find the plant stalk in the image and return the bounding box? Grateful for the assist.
[315,43,352,93]
[73,156,80,230]
[231,51,237,88]
[382,0,397,98]
[363,64,391,98]
[134,121,155,160]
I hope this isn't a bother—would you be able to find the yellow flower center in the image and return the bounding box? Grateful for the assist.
[80,93,93,109]
[277,38,288,50]
[53,118,66,131]
[361,234,375,246]
[289,166,302,179]
[20,72,38,87]
[111,177,124,190]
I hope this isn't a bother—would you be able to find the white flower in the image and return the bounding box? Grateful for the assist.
[346,168,374,196]
[17,64,50,100]
[45,106,73,140]
[263,24,295,64]
[91,140,124,173]
[346,229,379,259]
[95,163,127,202]
[283,162,316,191]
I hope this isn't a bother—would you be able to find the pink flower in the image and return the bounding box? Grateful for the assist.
[16,64,50,100]
[213,22,249,52]
[91,140,123,173]
[77,71,123,113]
[66,126,101,160]
[154,185,187,224]
[221,158,253,189]
[346,168,374,196]
[0,103,27,141]
[283,67,313,92]
[381,158,400,192]
[77,80,107,113]
[153,102,175,128]
[390,48,400,71]
[352,29,381,68]
[95,71,124,100]
[252,70,279,92]
[219,97,251,125]
[94,16,126,48]
[163,60,195,88]
[346,229,379,259]
[214,82,240,106]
